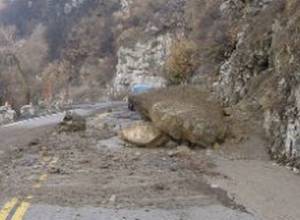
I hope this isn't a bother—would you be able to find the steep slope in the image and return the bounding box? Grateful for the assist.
[213,0,300,166]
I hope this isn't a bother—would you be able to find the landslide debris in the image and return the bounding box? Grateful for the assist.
[58,111,86,133]
[131,86,227,148]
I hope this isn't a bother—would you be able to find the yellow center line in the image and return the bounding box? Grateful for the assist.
[1,156,58,219]
[11,202,30,220]
[0,198,18,220]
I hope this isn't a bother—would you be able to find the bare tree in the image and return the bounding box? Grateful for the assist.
[0,25,31,106]
[0,24,49,108]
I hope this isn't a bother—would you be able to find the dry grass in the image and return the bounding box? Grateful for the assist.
[165,38,198,85]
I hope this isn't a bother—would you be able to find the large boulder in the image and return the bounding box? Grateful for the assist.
[131,86,227,147]
[0,105,16,125]
[121,121,168,147]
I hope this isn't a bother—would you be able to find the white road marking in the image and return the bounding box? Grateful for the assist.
[1,102,127,129]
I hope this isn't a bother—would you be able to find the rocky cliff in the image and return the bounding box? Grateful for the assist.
[116,0,300,166]
[211,0,300,166]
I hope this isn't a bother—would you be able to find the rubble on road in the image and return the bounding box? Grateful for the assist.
[58,111,86,132]
[167,145,193,158]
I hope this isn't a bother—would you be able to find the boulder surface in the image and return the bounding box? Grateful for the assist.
[131,86,227,147]
[121,121,168,147]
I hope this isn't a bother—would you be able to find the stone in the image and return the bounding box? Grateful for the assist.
[58,111,86,132]
[131,87,227,148]
[120,121,168,147]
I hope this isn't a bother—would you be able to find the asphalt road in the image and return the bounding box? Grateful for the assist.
[8,204,255,220]
[1,101,125,129]
[0,101,258,220]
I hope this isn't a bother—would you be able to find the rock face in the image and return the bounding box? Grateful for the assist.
[113,34,171,95]
[210,0,300,165]
[216,0,276,106]
[0,105,16,125]
[132,87,227,147]
[121,121,168,147]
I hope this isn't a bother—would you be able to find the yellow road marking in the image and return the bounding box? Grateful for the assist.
[5,154,55,219]
[1,151,55,219]
[0,198,18,220]
[11,202,30,220]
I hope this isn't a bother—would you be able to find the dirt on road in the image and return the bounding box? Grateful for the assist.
[0,107,245,212]
[0,106,300,220]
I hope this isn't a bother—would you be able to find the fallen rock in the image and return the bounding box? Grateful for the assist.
[121,121,168,147]
[58,111,86,132]
[131,86,227,147]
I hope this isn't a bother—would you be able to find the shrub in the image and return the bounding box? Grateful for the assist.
[165,39,197,85]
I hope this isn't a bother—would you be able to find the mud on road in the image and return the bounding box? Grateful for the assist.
[3,104,300,220]
[0,106,247,214]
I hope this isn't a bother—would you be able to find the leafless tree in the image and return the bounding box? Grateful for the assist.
[0,24,49,108]
[0,25,31,106]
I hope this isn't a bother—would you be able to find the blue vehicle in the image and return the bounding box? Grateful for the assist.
[128,84,154,111]
[131,84,154,94]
